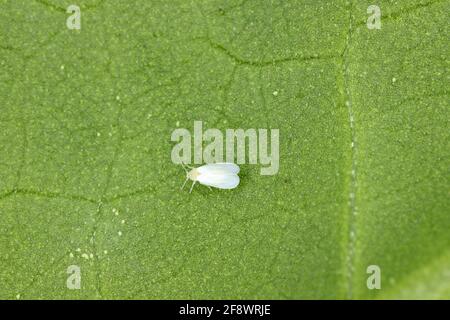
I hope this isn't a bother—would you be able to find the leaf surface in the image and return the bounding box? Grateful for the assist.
[0,0,449,299]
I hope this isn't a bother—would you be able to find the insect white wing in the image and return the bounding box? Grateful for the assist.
[197,163,240,175]
[196,163,240,189]
[197,172,240,189]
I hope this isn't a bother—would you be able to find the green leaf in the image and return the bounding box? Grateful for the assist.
[0,0,449,299]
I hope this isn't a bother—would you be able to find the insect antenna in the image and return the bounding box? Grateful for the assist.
[180,177,189,190]
[181,162,188,173]
[180,162,196,192]
[180,162,191,190]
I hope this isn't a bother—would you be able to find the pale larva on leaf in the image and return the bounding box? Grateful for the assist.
[181,162,240,193]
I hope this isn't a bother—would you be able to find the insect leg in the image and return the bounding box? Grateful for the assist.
[189,181,196,193]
